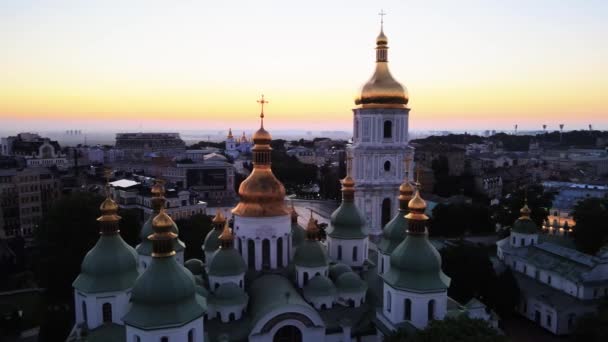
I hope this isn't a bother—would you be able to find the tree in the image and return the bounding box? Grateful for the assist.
[571,197,608,255]
[175,214,213,261]
[490,184,554,229]
[430,202,493,237]
[494,268,520,317]
[385,316,506,342]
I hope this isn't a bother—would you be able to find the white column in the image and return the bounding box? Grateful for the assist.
[282,235,289,267]
[241,238,248,267]
[270,238,277,269]
[255,239,262,271]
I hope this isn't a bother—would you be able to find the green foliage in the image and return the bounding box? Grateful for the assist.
[189,140,224,149]
[271,149,318,187]
[386,316,506,342]
[572,197,608,255]
[430,202,493,237]
[440,245,519,317]
[175,214,213,261]
[490,184,554,229]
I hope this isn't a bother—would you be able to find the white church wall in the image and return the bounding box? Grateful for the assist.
[126,318,204,342]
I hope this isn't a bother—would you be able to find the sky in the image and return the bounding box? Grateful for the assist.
[0,0,607,133]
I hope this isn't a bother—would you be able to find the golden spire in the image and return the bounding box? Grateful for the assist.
[232,96,288,217]
[519,191,532,220]
[150,207,178,258]
[227,128,234,139]
[212,209,227,226]
[305,210,320,240]
[354,12,408,108]
[98,169,120,229]
[290,201,299,223]
[398,156,415,210]
[405,177,429,224]
[341,152,356,202]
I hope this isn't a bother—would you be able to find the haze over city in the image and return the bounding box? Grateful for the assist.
[1,0,607,132]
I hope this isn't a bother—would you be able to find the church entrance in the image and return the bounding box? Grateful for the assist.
[273,325,302,342]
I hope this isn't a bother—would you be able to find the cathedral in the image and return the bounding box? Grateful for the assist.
[68,24,493,342]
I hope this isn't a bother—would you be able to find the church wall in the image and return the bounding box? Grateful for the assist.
[126,318,204,342]
[377,252,391,275]
[249,317,325,342]
[208,274,244,290]
[383,283,447,329]
[249,304,325,338]
[233,214,291,271]
[327,236,368,267]
[295,265,329,288]
[74,290,131,330]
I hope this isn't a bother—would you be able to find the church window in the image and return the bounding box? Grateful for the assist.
[384,160,391,171]
[428,300,435,321]
[134,336,141,342]
[102,302,112,323]
[546,314,552,327]
[353,246,358,261]
[81,301,87,325]
[383,120,393,138]
[380,257,384,273]
[337,245,342,260]
[404,299,412,320]
[381,198,391,227]
[277,237,283,268]
[547,275,552,285]
[512,237,516,245]
[520,238,524,246]
[161,337,169,342]
[386,292,391,312]
[303,272,309,285]
[188,330,195,342]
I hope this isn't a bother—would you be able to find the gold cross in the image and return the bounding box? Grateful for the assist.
[379,9,387,27]
[257,94,269,119]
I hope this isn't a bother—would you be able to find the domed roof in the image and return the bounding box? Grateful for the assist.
[335,272,367,293]
[384,234,450,292]
[208,248,246,277]
[73,235,139,293]
[209,283,248,307]
[232,167,288,217]
[252,126,272,145]
[377,210,407,254]
[408,190,427,211]
[124,257,206,329]
[137,214,183,255]
[354,28,408,108]
[329,263,352,280]
[293,239,328,268]
[303,275,336,298]
[328,201,367,239]
[512,203,538,234]
[99,197,119,214]
[184,258,204,275]
[212,210,227,225]
[291,223,306,247]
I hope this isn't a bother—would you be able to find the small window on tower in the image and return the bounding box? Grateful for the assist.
[384,161,391,171]
[383,120,393,139]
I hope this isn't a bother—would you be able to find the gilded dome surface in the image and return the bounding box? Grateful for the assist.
[232,168,289,217]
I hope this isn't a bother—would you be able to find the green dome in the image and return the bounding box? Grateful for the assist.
[293,240,328,268]
[512,218,538,234]
[208,283,248,306]
[203,228,222,252]
[292,223,306,247]
[335,272,367,293]
[184,258,204,275]
[377,210,407,254]
[124,257,206,329]
[73,235,139,293]
[303,275,336,298]
[329,263,352,280]
[137,214,184,255]
[328,202,367,239]
[384,234,450,292]
[208,248,246,277]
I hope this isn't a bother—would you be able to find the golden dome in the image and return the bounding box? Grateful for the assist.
[227,128,234,139]
[306,213,319,233]
[151,181,165,197]
[153,211,175,230]
[100,197,118,212]
[520,204,532,219]
[342,175,355,188]
[252,126,272,145]
[399,181,415,195]
[212,210,226,224]
[355,28,408,108]
[232,168,288,217]
[408,190,427,211]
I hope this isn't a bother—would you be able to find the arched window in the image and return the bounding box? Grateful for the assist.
[380,257,384,273]
[428,300,435,321]
[404,299,412,320]
[520,238,524,246]
[352,246,358,261]
[303,272,309,285]
[188,330,195,342]
[386,291,392,312]
[512,236,516,245]
[134,335,141,342]
[248,239,255,268]
[102,303,112,323]
[384,160,391,171]
[81,301,87,325]
[161,337,169,342]
[383,120,393,139]
[262,239,271,269]
[381,198,391,228]
[229,312,236,321]
[277,237,283,268]
[337,245,342,260]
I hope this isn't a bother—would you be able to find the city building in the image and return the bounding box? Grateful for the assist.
[115,133,186,161]
[225,129,253,159]
[286,146,318,165]
[496,204,608,335]
[0,168,61,239]
[350,24,415,236]
[1,133,68,168]
[413,143,466,177]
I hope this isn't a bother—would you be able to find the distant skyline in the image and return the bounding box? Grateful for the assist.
[1,0,607,132]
